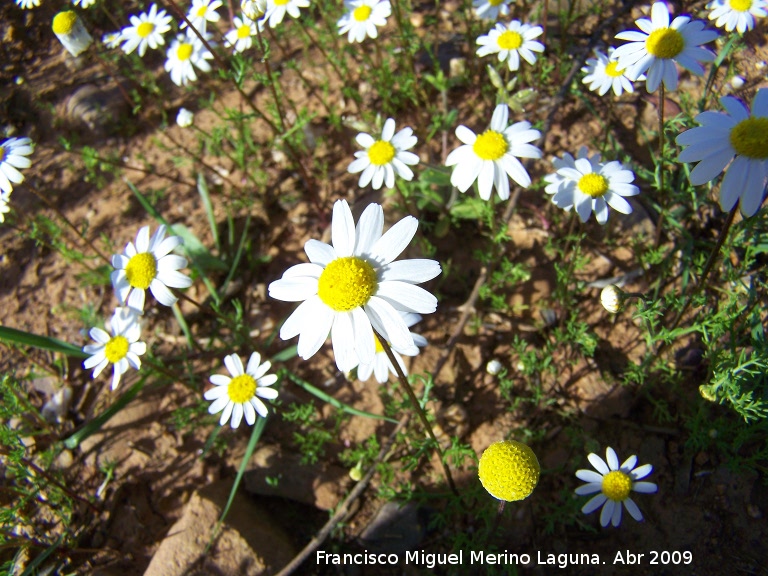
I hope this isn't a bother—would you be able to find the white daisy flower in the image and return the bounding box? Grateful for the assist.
[676,89,768,217]
[613,2,718,93]
[707,0,767,32]
[83,307,147,390]
[164,33,214,86]
[0,137,33,195]
[575,446,657,528]
[73,0,97,7]
[0,191,11,224]
[16,0,40,8]
[357,312,425,383]
[52,10,93,57]
[476,21,544,72]
[348,118,419,190]
[581,48,639,96]
[103,31,123,49]
[472,0,512,20]
[337,0,391,43]
[176,107,195,127]
[445,103,542,201]
[242,0,268,20]
[544,146,640,224]
[111,225,193,311]
[225,15,259,53]
[121,3,173,57]
[182,0,223,33]
[268,199,441,372]
[262,0,310,28]
[205,352,279,429]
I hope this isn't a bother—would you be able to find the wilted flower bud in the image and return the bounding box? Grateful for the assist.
[600,285,625,314]
[176,107,194,128]
[241,0,267,20]
[486,359,503,376]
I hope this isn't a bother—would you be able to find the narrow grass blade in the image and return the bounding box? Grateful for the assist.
[0,326,87,358]
[283,370,398,424]
[171,302,194,350]
[219,214,251,298]
[197,173,220,253]
[20,535,64,576]
[63,376,146,449]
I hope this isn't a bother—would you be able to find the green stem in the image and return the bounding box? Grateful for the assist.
[654,82,665,248]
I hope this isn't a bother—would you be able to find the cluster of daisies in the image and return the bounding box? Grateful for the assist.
[0,137,34,223]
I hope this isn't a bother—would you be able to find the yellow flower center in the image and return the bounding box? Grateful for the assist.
[195,5,209,16]
[52,11,77,35]
[125,252,157,290]
[237,23,252,38]
[137,22,155,38]
[104,335,129,364]
[489,0,504,5]
[729,117,768,159]
[478,440,540,502]
[605,61,624,77]
[274,0,289,5]
[577,173,609,197]
[473,130,508,161]
[368,140,396,166]
[602,470,633,501]
[497,30,523,51]
[729,0,752,10]
[353,5,372,21]
[177,43,194,61]
[317,257,378,312]
[0,147,5,162]
[227,374,257,403]
[645,28,684,59]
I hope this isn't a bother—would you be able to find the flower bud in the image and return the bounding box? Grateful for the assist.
[600,285,625,314]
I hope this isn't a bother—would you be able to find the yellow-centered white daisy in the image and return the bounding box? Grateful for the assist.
[164,33,214,86]
[707,0,767,32]
[348,118,419,190]
[111,225,192,311]
[581,48,638,96]
[676,89,768,217]
[226,15,259,53]
[205,352,278,428]
[544,146,640,224]
[52,10,93,57]
[357,312,425,383]
[182,0,223,33]
[103,31,123,49]
[445,103,542,201]
[613,2,718,93]
[121,3,173,57]
[262,0,310,28]
[476,21,544,72]
[268,200,441,372]
[472,0,512,20]
[575,446,657,528]
[0,137,33,195]
[83,307,147,390]
[337,0,391,43]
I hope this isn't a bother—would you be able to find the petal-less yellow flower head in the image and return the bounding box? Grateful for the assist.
[227,374,257,403]
[53,11,78,35]
[104,335,129,364]
[645,28,684,59]
[353,5,372,21]
[318,256,378,312]
[601,470,633,501]
[730,0,752,10]
[577,173,609,197]
[497,30,523,50]
[605,61,625,78]
[368,140,396,166]
[473,130,508,161]
[177,42,194,61]
[137,21,155,38]
[729,117,768,159]
[478,440,540,501]
[125,252,158,290]
[237,23,251,38]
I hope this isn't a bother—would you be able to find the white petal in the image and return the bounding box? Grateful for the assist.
[331,199,355,257]
[588,453,610,475]
[369,216,418,266]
